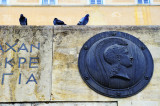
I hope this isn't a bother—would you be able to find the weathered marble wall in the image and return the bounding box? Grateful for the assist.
[0,26,160,106]
[0,26,53,102]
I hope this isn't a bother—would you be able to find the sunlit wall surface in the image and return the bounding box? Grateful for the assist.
[0,0,160,25]
[1,0,160,5]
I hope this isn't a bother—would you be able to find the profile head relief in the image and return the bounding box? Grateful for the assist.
[103,44,132,80]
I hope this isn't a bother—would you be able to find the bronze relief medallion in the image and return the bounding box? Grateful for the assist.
[78,31,154,98]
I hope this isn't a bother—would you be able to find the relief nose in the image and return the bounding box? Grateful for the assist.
[130,57,133,62]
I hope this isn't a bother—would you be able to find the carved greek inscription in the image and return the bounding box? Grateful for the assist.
[0,43,40,85]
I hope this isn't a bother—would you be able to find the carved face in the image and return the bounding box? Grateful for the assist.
[103,44,133,80]
[119,48,132,67]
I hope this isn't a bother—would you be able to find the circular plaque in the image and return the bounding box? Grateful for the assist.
[78,31,154,98]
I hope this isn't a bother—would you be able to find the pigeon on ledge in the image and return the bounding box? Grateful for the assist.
[19,14,27,25]
[77,14,89,25]
[53,18,66,25]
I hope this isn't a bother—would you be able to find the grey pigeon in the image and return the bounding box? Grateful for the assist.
[19,14,27,25]
[53,18,66,25]
[77,14,89,25]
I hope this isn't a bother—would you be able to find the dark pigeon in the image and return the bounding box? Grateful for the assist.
[53,18,66,25]
[77,14,89,25]
[19,14,27,25]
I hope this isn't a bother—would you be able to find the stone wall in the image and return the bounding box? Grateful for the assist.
[0,26,160,106]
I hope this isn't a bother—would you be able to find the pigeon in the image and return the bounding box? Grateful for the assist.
[53,18,66,25]
[19,14,27,25]
[77,14,89,25]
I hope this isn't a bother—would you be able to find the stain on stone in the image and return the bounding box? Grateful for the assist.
[14,29,20,34]
[15,39,19,43]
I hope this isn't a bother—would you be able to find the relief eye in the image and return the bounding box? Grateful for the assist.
[116,55,119,58]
